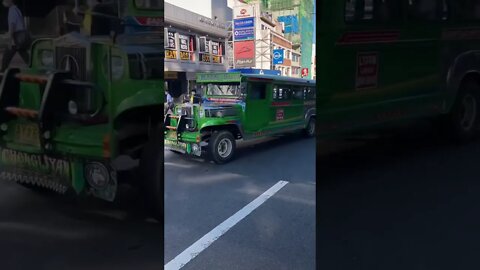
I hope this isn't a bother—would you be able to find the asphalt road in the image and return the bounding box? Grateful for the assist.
[165,134,316,270]
[317,121,480,270]
[0,180,163,270]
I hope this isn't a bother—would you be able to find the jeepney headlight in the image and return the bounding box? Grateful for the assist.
[192,144,200,153]
[40,49,54,67]
[68,100,78,115]
[85,162,110,189]
[0,123,7,131]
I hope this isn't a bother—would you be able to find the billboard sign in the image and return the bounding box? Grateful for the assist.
[234,18,255,29]
[234,40,255,68]
[234,28,255,41]
[234,5,254,19]
[301,68,309,77]
[273,49,284,65]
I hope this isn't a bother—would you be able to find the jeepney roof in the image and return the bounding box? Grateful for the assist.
[196,72,316,85]
[242,74,316,84]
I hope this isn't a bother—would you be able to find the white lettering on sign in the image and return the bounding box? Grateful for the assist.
[356,52,379,90]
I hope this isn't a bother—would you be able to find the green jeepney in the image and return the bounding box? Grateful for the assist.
[0,1,164,219]
[164,72,316,164]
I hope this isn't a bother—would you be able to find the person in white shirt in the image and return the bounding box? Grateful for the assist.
[165,91,175,114]
[1,0,30,72]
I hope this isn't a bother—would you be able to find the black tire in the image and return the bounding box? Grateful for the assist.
[139,130,163,221]
[304,117,315,138]
[208,131,236,164]
[441,79,480,142]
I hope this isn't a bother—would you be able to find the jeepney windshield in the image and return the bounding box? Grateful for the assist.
[129,52,163,79]
[205,83,246,97]
[134,0,163,9]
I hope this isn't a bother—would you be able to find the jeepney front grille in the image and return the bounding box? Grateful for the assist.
[55,47,87,81]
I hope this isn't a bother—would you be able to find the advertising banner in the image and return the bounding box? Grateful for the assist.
[234,18,255,29]
[273,49,284,65]
[234,40,255,68]
[234,5,254,19]
[234,28,255,41]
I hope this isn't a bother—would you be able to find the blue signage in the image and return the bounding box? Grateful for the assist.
[234,28,255,41]
[273,49,284,65]
[228,69,281,76]
[234,18,255,29]
[277,15,299,34]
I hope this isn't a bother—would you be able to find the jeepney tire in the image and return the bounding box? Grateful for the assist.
[304,117,316,138]
[443,79,480,142]
[139,132,163,221]
[208,131,236,164]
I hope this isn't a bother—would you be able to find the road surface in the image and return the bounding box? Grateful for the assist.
[317,122,480,269]
[165,134,316,270]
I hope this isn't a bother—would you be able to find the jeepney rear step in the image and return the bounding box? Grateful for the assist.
[166,126,177,130]
[170,115,180,119]
[14,73,48,84]
[5,107,39,119]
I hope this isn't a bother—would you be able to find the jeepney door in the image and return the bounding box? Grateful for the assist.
[244,82,270,134]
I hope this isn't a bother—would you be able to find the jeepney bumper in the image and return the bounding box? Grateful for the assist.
[0,147,117,201]
[164,130,204,157]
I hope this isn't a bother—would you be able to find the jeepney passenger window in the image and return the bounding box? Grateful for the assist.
[408,0,448,21]
[284,88,292,100]
[306,87,315,100]
[293,87,303,100]
[250,83,267,100]
[345,0,402,22]
[453,1,480,21]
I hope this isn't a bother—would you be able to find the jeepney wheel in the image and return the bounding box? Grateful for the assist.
[304,117,316,137]
[445,79,480,141]
[139,132,163,221]
[209,131,236,164]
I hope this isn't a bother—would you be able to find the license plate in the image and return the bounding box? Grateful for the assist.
[14,123,40,147]
[167,131,177,139]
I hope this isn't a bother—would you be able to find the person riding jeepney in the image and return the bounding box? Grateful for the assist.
[73,0,117,36]
[190,88,202,104]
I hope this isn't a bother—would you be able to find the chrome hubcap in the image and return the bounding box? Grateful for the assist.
[460,94,477,131]
[217,138,233,158]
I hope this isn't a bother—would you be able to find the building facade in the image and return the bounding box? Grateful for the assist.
[230,1,301,77]
[164,1,232,97]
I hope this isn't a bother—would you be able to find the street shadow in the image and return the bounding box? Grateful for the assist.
[316,120,475,185]
[0,181,163,270]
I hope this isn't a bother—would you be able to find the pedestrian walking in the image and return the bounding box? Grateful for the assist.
[1,0,31,72]
[165,91,174,114]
